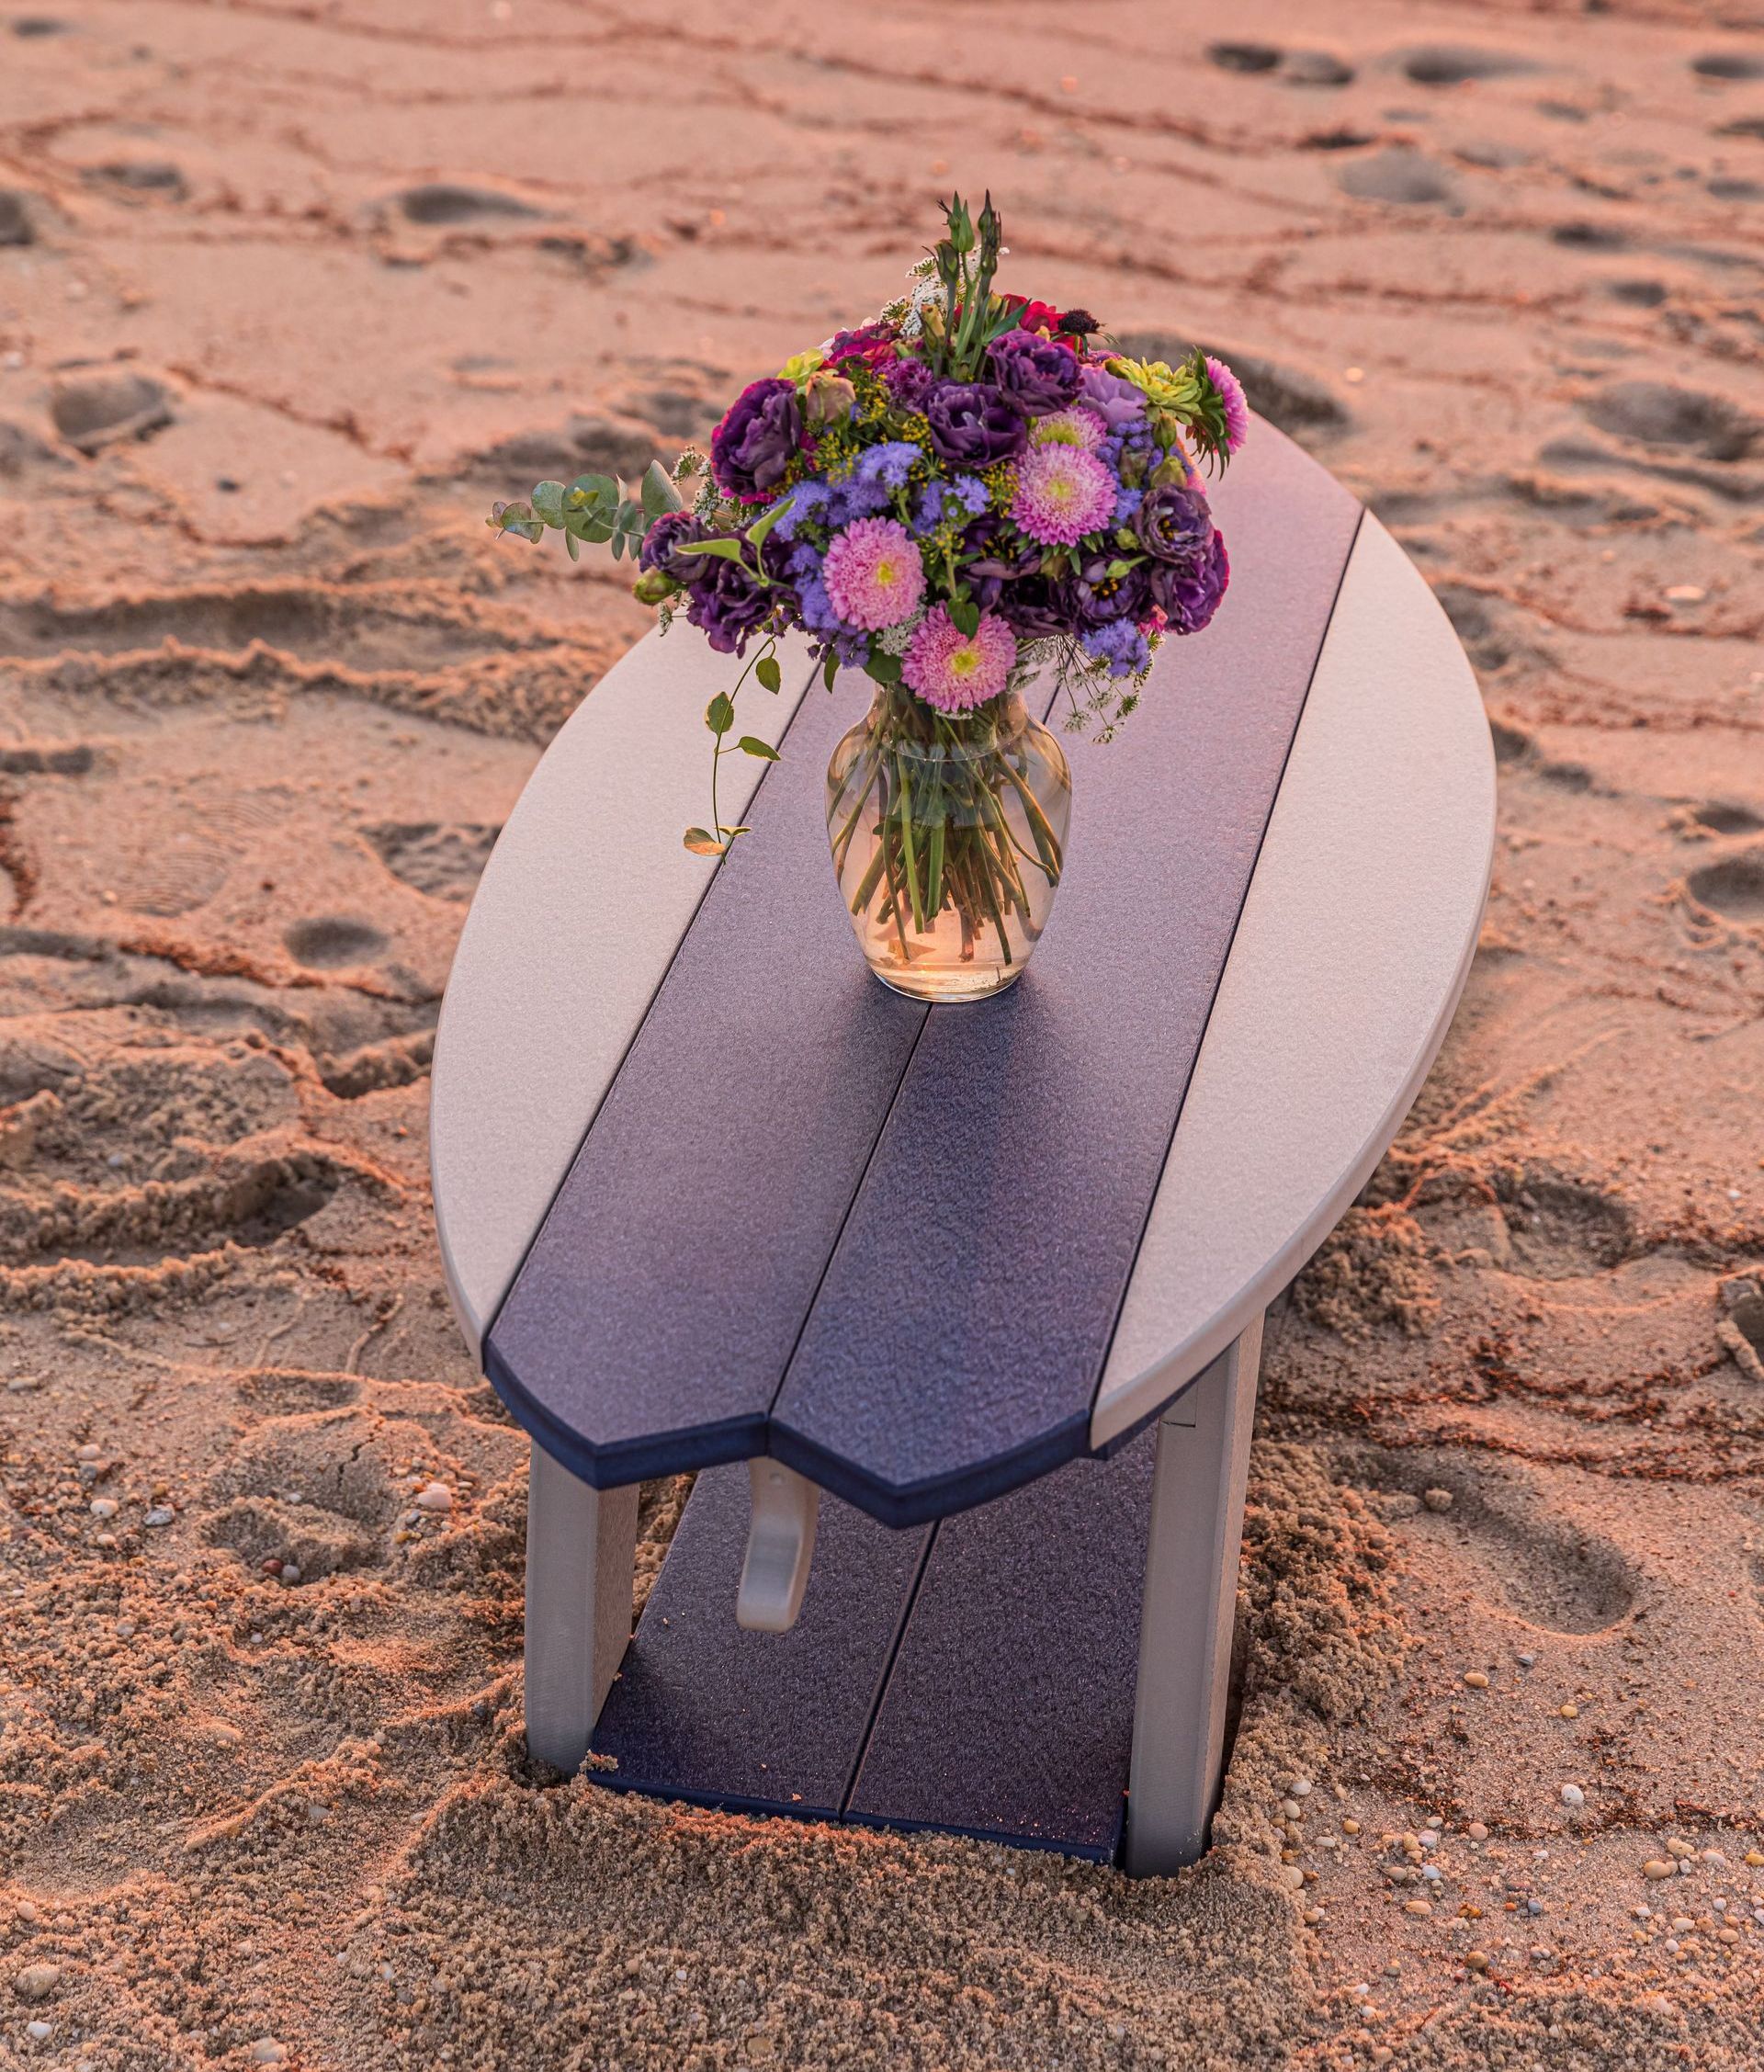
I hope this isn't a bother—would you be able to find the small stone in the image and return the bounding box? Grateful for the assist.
[1418,1830,1439,1848]
[1403,1898,1432,1915]
[1281,1865,1306,1891]
[1745,1850,1764,1868]
[1281,1798,1303,1820]
[14,1964,61,2002]
[1559,1703,1578,1718]
[1517,1652,1535,1668]
[249,2044,288,2066]
[261,1558,283,1577]
[1644,1860,1676,1880]
[1290,1778,1313,1797]
[1342,1818,1362,1835]
[414,1482,453,1513]
[1467,1821,1489,1840]
[1463,1670,1489,1689]
[75,1444,101,1462]
[1667,1839,1695,1859]
[5,1376,41,1393]
[1303,1906,1323,1925]
[89,1498,119,1519]
[15,1903,38,1923]
[115,1620,135,1639]
[280,1564,301,1586]
[1421,1487,1453,1512]
[1561,1784,1585,1808]
[143,1508,174,1527]
[1465,1950,1489,1971]
[26,2019,51,2040]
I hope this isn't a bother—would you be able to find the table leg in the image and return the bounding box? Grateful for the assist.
[1122,1313,1262,1877]
[524,1440,639,1772]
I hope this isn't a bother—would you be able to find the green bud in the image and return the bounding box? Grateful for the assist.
[1149,454,1190,489]
[632,569,674,606]
[802,371,857,426]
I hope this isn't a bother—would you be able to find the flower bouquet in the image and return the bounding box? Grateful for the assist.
[492,194,1246,1002]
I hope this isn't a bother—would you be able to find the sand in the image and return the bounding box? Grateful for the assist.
[1,0,1762,2064]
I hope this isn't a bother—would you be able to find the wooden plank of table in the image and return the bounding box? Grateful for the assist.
[1088,514,1496,1449]
[842,1432,1155,1858]
[768,430,1362,1523]
[590,1466,932,1818]
[431,628,819,1361]
[482,674,927,1488]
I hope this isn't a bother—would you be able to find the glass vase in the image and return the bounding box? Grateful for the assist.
[825,685,1072,1003]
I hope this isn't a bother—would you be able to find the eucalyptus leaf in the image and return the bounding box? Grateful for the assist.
[570,473,619,515]
[565,530,581,560]
[530,480,567,525]
[640,459,684,519]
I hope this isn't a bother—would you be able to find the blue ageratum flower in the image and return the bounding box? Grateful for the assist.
[773,480,831,540]
[1081,620,1152,678]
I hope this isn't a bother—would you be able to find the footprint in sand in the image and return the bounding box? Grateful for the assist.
[203,1405,403,1579]
[282,915,388,969]
[1398,45,1539,86]
[397,183,542,226]
[1580,382,1758,462]
[1205,41,1353,86]
[0,188,36,245]
[49,369,175,456]
[1685,846,1764,923]
[1364,1455,1637,1635]
[364,821,499,902]
[1498,1173,1633,1279]
[1336,148,1461,209]
[1691,51,1764,81]
[84,160,187,199]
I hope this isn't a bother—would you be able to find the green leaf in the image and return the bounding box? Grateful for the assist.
[737,736,779,761]
[755,655,782,694]
[564,530,581,561]
[609,532,625,560]
[530,481,566,525]
[683,828,725,857]
[865,651,903,685]
[569,473,619,515]
[675,536,749,564]
[745,498,788,552]
[949,598,980,639]
[640,459,684,520]
[706,692,736,735]
[822,649,840,692]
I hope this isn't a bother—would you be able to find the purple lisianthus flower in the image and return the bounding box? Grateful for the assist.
[1081,619,1153,678]
[638,510,709,581]
[1148,528,1230,634]
[1134,482,1216,566]
[1066,550,1151,627]
[884,357,936,411]
[996,572,1075,641]
[681,550,775,654]
[709,377,803,499]
[923,380,1027,467]
[957,513,1040,612]
[1076,363,1149,436]
[987,329,1082,415]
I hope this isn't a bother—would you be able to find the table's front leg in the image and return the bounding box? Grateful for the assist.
[1123,1314,1262,1876]
[524,1441,639,1772]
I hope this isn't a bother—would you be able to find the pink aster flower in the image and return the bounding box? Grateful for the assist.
[822,516,926,630]
[1205,355,1250,454]
[1010,444,1116,546]
[1029,405,1108,452]
[901,605,1016,713]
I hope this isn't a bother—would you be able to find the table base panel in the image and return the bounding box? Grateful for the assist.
[590,1436,1154,1862]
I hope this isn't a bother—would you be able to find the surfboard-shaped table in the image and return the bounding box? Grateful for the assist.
[431,420,1494,1874]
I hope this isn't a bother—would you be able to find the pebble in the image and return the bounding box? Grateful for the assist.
[1290,1778,1312,1797]
[1465,1950,1488,1971]
[88,1498,119,1520]
[5,1376,41,1393]
[1561,1784,1585,1808]
[1421,1488,1453,1512]
[143,1508,174,1528]
[1280,1798,1303,1820]
[1342,1818,1362,1835]
[1667,1839,1695,1859]
[1746,1851,1764,1868]
[1518,1652,1535,1668]
[261,1559,284,1577]
[75,1444,101,1463]
[1403,1898,1432,1916]
[14,1964,60,2002]
[26,2019,51,2041]
[1644,1860,1676,1880]
[249,2044,288,2066]
[1281,1865,1305,1892]
[414,1482,453,1513]
[1463,1670,1489,1689]
[1559,1703,1578,1718]
[280,1564,301,1586]
[1466,1821,1489,1841]
[115,1620,135,1639]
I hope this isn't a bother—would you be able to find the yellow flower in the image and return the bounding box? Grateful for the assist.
[1107,354,1203,415]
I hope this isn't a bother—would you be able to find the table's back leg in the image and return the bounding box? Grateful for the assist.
[1123,1314,1262,1876]
[524,1441,639,1772]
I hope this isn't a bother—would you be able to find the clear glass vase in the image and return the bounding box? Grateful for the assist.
[825,685,1072,1003]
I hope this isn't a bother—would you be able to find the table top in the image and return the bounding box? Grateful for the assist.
[431,419,1494,1524]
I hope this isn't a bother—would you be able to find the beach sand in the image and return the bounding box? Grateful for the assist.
[2,0,1762,2064]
